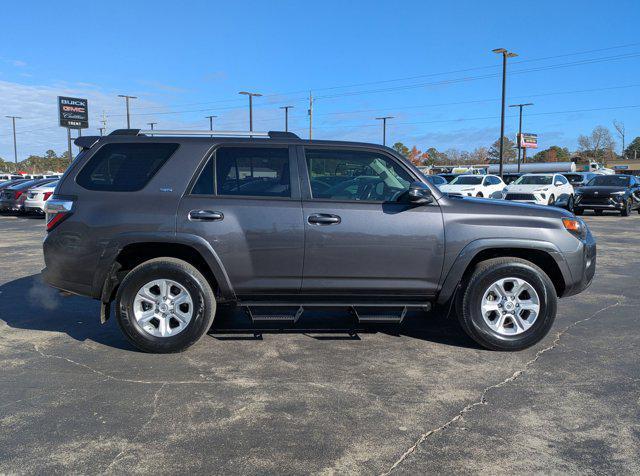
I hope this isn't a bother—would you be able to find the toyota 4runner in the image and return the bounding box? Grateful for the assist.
[42,129,596,353]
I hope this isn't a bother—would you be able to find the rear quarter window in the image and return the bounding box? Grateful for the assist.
[76,143,179,191]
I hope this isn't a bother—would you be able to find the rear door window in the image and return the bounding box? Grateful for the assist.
[215,147,291,197]
[76,143,178,191]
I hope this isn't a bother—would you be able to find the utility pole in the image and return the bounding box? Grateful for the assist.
[308,92,314,140]
[238,91,262,132]
[117,94,137,128]
[509,103,533,173]
[492,48,518,178]
[98,128,105,136]
[100,111,107,135]
[205,115,218,131]
[147,122,157,130]
[279,106,294,132]
[375,116,394,146]
[5,115,21,170]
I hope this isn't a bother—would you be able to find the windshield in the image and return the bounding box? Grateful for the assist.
[514,175,553,185]
[450,176,482,185]
[586,175,630,187]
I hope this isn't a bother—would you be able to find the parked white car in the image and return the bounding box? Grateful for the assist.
[439,174,505,198]
[503,173,574,206]
[23,180,58,214]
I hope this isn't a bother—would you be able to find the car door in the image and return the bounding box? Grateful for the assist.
[177,144,304,295]
[298,146,445,297]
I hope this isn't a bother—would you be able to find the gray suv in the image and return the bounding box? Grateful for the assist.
[42,130,596,353]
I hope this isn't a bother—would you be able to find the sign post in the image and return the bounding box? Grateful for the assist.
[58,96,89,160]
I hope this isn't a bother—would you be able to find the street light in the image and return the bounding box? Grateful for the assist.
[375,116,394,146]
[5,116,21,169]
[509,103,533,172]
[279,106,294,132]
[492,48,518,178]
[238,91,262,131]
[205,115,218,131]
[117,94,137,129]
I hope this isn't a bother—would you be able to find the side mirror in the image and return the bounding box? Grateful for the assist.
[408,181,434,204]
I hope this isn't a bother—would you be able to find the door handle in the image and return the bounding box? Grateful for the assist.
[189,210,224,221]
[308,213,341,225]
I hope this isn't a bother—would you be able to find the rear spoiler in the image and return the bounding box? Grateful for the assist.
[73,136,101,150]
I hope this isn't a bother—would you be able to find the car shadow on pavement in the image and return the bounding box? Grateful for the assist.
[1,274,480,351]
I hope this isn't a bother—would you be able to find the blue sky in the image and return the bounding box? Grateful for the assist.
[1,0,639,160]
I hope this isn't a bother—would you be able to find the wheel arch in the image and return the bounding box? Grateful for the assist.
[94,232,235,305]
[437,239,569,305]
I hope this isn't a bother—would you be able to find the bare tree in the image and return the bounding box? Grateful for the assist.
[577,126,616,161]
[613,120,626,159]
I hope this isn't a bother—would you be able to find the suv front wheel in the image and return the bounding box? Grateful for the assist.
[115,257,216,353]
[457,257,557,351]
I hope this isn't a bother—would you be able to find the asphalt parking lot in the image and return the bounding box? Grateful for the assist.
[0,213,638,474]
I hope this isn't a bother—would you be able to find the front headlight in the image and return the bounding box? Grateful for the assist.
[562,217,587,240]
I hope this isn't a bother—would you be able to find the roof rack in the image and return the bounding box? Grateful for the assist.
[109,129,299,139]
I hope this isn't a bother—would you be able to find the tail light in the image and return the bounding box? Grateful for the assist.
[44,197,74,232]
[14,190,23,199]
[43,192,53,201]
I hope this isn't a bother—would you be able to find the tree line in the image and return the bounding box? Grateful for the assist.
[394,124,640,166]
[0,150,71,174]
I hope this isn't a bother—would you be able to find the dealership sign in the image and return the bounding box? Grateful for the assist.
[518,132,538,149]
[58,96,89,129]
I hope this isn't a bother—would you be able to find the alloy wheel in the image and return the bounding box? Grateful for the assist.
[480,277,540,336]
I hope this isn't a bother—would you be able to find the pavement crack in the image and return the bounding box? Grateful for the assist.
[381,300,623,476]
[102,382,167,473]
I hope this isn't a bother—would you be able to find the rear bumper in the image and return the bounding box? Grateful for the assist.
[41,266,94,297]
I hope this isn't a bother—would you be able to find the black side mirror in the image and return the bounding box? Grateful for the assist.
[408,181,434,204]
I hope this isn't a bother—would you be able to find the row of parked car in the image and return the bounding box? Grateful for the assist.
[424,171,640,216]
[0,177,59,215]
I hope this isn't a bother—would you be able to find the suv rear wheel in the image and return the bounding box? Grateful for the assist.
[456,257,557,351]
[115,257,216,353]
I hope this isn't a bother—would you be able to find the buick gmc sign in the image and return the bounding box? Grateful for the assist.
[58,96,89,129]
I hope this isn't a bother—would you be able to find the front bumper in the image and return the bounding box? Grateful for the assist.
[575,195,626,210]
[559,230,597,297]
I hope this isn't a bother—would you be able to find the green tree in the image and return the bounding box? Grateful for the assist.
[624,136,640,160]
[488,137,517,162]
[531,145,570,163]
[392,142,410,157]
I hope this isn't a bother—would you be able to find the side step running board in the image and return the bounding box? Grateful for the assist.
[351,306,408,324]
[245,306,304,324]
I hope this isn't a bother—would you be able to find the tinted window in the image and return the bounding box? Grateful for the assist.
[514,175,553,185]
[426,175,446,186]
[450,176,483,185]
[192,157,214,195]
[305,148,412,201]
[555,175,568,184]
[76,143,178,192]
[216,147,290,197]
[586,175,630,187]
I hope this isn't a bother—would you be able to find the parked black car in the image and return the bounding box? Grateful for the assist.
[437,173,458,183]
[501,173,522,185]
[574,174,640,216]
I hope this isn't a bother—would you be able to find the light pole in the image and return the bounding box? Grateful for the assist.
[117,94,137,129]
[5,115,21,170]
[147,122,157,130]
[492,48,518,178]
[205,115,218,131]
[238,91,262,131]
[98,128,105,136]
[375,116,394,146]
[279,106,294,132]
[509,103,533,173]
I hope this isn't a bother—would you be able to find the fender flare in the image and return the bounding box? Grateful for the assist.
[93,232,235,303]
[436,238,571,305]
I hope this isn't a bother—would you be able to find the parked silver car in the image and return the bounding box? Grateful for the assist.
[23,180,59,214]
[0,178,57,212]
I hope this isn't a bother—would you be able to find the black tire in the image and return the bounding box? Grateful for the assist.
[621,199,631,217]
[115,257,216,353]
[456,257,557,351]
[476,192,484,198]
[566,195,575,213]
[574,207,583,216]
[548,194,555,206]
